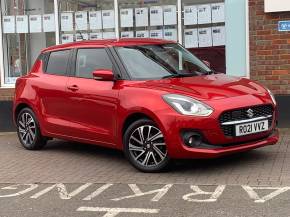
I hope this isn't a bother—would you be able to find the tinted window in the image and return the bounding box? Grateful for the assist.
[75,49,112,79]
[46,50,70,76]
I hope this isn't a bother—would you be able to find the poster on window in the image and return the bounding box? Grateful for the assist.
[150,29,163,39]
[212,3,225,23]
[163,5,177,25]
[29,15,42,33]
[102,32,116,39]
[76,33,88,41]
[75,11,88,31]
[197,4,211,24]
[164,29,177,41]
[89,11,102,30]
[198,27,212,47]
[16,15,29,33]
[3,16,15,33]
[136,30,149,38]
[212,26,225,46]
[61,13,73,31]
[61,34,74,44]
[135,7,148,27]
[43,14,55,32]
[121,31,134,38]
[150,6,163,26]
[120,8,133,28]
[184,5,197,26]
[102,10,115,29]
[90,32,102,40]
[184,29,198,48]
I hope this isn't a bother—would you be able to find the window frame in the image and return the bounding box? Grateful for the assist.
[44,49,73,77]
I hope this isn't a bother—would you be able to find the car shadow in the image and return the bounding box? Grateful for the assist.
[43,139,270,174]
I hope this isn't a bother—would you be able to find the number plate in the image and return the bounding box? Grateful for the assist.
[235,120,268,136]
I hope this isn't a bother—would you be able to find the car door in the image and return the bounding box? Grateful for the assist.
[38,49,72,135]
[65,47,119,146]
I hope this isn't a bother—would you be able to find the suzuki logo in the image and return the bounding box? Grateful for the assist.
[246,109,254,118]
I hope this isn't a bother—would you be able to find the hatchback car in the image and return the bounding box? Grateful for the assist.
[13,39,279,172]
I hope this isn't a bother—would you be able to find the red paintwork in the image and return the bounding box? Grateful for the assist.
[92,69,115,81]
[13,39,279,159]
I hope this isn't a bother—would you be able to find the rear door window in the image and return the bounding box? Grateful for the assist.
[46,50,71,76]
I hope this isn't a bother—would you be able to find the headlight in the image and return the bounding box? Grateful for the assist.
[266,88,277,106]
[163,94,213,116]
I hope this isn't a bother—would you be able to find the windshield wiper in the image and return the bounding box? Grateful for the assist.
[162,73,197,79]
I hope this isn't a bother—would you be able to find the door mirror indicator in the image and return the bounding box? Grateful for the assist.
[92,69,114,81]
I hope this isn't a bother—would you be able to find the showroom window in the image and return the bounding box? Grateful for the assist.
[182,0,225,73]
[58,0,116,44]
[0,0,55,85]
[118,0,178,41]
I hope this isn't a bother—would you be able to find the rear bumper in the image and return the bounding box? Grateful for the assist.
[169,129,279,159]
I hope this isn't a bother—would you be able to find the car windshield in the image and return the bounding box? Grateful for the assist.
[115,43,212,80]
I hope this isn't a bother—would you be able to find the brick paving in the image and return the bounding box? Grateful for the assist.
[0,129,289,186]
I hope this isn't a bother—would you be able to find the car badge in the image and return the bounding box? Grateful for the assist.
[246,109,254,118]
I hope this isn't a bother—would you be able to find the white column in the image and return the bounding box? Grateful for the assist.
[54,0,60,45]
[114,0,120,39]
[0,5,6,87]
[177,0,183,45]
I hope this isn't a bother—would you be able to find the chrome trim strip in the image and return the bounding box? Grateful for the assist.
[221,115,272,126]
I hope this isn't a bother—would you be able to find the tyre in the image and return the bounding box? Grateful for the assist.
[123,118,170,172]
[16,107,47,150]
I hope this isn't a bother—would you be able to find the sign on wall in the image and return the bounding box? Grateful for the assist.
[184,5,197,26]
[184,29,198,48]
[121,31,134,38]
[102,10,115,29]
[90,32,102,40]
[3,16,15,33]
[61,13,73,31]
[75,11,88,31]
[43,14,55,32]
[76,33,88,41]
[212,3,225,23]
[136,30,149,38]
[89,11,102,30]
[212,26,225,46]
[198,27,212,47]
[120,8,134,28]
[278,21,290,31]
[16,15,29,33]
[135,8,149,27]
[61,34,74,43]
[265,0,290,12]
[164,29,177,41]
[150,6,163,26]
[29,15,42,33]
[150,29,163,39]
[163,5,177,25]
[198,4,211,24]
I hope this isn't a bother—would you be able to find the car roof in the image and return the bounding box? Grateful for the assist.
[42,38,176,53]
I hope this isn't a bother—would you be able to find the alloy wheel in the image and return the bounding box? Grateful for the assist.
[128,125,167,167]
[18,112,36,147]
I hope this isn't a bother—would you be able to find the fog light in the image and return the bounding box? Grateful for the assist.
[182,131,203,147]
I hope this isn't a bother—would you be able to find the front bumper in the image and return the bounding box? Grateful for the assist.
[168,129,279,159]
[156,96,279,159]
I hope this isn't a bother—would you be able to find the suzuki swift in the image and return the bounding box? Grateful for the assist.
[13,39,279,172]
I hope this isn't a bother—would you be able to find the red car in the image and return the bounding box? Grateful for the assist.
[13,39,279,172]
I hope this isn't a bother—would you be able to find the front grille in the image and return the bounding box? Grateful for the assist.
[219,104,274,137]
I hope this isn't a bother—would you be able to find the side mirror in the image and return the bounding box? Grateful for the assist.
[202,60,211,68]
[92,69,114,81]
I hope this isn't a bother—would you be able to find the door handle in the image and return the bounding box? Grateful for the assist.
[67,85,79,91]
